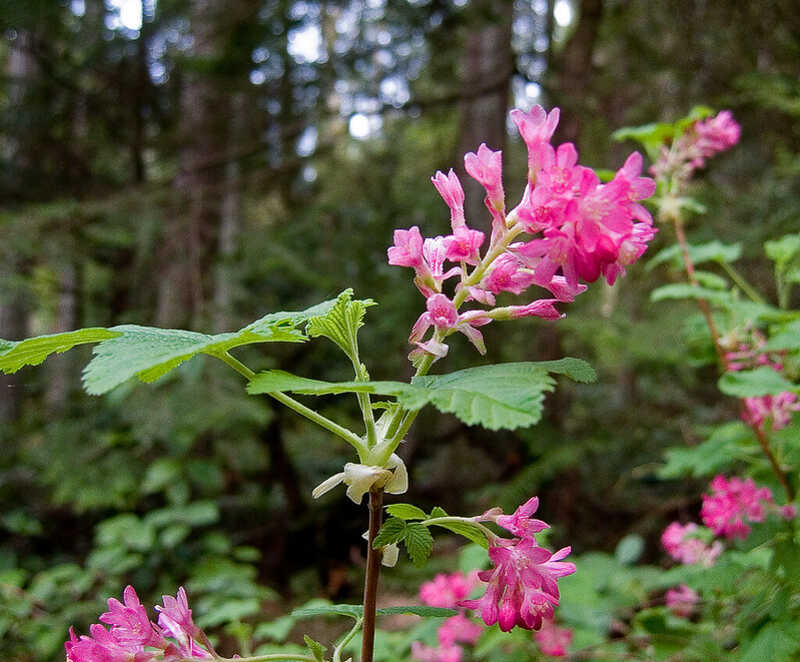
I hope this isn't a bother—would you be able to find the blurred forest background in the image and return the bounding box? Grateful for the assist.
[1,0,799,659]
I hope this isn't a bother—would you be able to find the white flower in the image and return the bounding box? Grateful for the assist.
[312,454,408,504]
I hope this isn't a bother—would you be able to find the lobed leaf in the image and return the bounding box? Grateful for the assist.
[373,518,407,548]
[650,283,734,305]
[249,360,596,431]
[718,367,797,398]
[292,604,363,620]
[376,606,457,618]
[647,241,742,271]
[404,523,434,567]
[306,289,377,359]
[426,520,489,549]
[763,320,800,351]
[289,603,456,621]
[0,328,121,374]
[81,295,345,395]
[385,503,428,520]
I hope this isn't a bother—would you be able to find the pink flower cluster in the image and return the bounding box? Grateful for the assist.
[660,522,723,566]
[701,474,796,539]
[726,337,800,432]
[651,110,740,181]
[65,586,210,662]
[662,474,796,565]
[460,497,576,632]
[389,105,657,362]
[665,584,699,619]
[413,572,482,662]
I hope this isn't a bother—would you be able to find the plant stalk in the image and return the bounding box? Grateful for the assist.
[361,488,384,662]
[218,352,366,454]
[669,216,794,501]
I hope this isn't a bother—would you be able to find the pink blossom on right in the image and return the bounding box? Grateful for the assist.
[419,571,480,609]
[665,584,699,619]
[661,521,723,566]
[700,475,773,539]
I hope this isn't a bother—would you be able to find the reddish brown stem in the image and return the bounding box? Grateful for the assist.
[361,489,384,662]
[671,216,794,501]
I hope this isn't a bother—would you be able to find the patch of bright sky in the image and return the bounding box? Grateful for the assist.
[349,113,382,140]
[106,0,143,31]
[554,0,574,27]
[288,23,324,64]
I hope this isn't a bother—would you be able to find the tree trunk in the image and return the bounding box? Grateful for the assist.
[550,0,605,145]
[455,0,514,226]
[157,0,227,328]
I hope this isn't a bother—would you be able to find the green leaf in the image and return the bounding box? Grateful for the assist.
[292,604,362,620]
[739,621,800,662]
[404,360,594,430]
[612,122,676,160]
[376,606,457,618]
[693,270,728,290]
[254,615,295,642]
[718,366,797,398]
[305,289,377,360]
[373,518,407,548]
[404,523,433,567]
[614,534,644,565]
[429,506,448,518]
[82,296,342,395]
[765,234,800,267]
[650,283,734,305]
[426,520,489,549]
[763,320,800,351]
[659,422,755,478]
[250,359,595,431]
[647,241,742,271]
[385,503,428,520]
[0,328,120,374]
[303,635,326,662]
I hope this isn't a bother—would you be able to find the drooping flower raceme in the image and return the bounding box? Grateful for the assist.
[700,474,785,539]
[388,105,657,363]
[725,335,800,432]
[459,496,576,632]
[65,586,211,662]
[650,109,741,182]
[660,521,723,566]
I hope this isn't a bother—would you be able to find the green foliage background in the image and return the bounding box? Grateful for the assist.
[1,1,799,660]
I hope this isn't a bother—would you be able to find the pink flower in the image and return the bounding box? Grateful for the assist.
[486,496,550,540]
[432,169,467,230]
[743,392,800,432]
[437,614,483,647]
[665,584,699,619]
[460,538,576,632]
[694,110,740,157]
[442,227,485,265]
[464,143,505,212]
[510,105,560,180]
[701,475,773,539]
[66,623,149,662]
[651,110,740,179]
[411,642,463,662]
[534,619,573,657]
[420,572,480,609]
[66,586,211,662]
[482,254,536,295]
[660,522,722,566]
[388,226,425,268]
[781,504,798,520]
[100,585,165,649]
